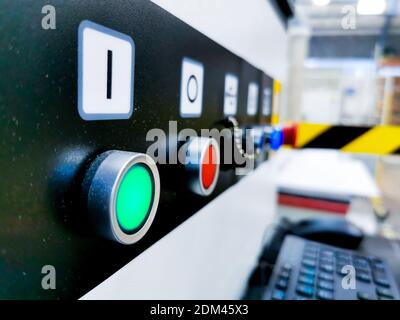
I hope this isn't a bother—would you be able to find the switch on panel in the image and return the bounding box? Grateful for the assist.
[223,73,239,116]
[247,82,259,116]
[217,117,253,170]
[182,137,220,197]
[82,151,160,245]
[250,125,283,152]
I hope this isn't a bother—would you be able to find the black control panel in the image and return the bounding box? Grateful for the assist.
[0,0,274,299]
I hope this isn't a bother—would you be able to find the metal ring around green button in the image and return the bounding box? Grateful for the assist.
[86,150,160,245]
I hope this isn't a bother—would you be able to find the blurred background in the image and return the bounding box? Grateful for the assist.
[284,0,400,126]
[275,0,400,238]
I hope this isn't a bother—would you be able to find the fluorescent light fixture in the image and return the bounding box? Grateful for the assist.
[357,0,386,15]
[312,0,330,6]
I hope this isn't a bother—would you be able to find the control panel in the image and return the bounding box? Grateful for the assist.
[0,0,280,298]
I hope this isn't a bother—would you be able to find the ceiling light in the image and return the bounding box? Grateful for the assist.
[312,0,331,6]
[357,0,386,15]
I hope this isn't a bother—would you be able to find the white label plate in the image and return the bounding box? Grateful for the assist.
[180,57,204,117]
[247,82,259,116]
[262,88,272,116]
[78,20,135,120]
[223,74,238,116]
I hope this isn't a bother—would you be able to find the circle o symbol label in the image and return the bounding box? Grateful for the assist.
[187,75,198,103]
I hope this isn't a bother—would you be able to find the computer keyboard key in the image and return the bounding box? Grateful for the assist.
[276,278,289,290]
[354,261,369,270]
[321,249,334,256]
[354,257,368,263]
[282,263,292,272]
[337,267,348,276]
[299,275,314,286]
[374,277,390,288]
[320,258,334,265]
[305,244,318,251]
[353,256,368,263]
[296,284,314,297]
[319,272,334,281]
[303,246,319,253]
[294,295,312,300]
[371,263,386,272]
[318,280,334,291]
[355,266,370,274]
[337,265,352,273]
[320,264,334,273]
[280,270,291,279]
[372,270,388,281]
[320,257,334,265]
[357,291,375,300]
[336,258,351,266]
[272,289,286,300]
[301,267,316,277]
[372,270,387,278]
[336,252,350,259]
[304,252,318,260]
[317,289,334,300]
[302,259,317,268]
[321,257,335,264]
[376,288,394,299]
[368,256,383,264]
[356,273,371,283]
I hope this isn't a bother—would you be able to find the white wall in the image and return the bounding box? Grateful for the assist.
[300,59,379,125]
[152,0,288,81]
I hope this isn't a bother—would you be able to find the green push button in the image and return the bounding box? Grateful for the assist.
[116,164,154,233]
[86,150,160,245]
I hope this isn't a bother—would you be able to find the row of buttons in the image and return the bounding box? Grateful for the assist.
[299,244,395,300]
[77,20,272,121]
[272,243,396,300]
[270,263,335,300]
[296,245,336,300]
[74,21,282,247]
[271,264,291,300]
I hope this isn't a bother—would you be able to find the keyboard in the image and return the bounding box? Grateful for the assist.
[264,235,400,300]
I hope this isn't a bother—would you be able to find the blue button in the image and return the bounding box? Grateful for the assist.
[270,127,283,151]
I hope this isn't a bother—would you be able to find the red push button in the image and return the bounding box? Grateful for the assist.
[201,145,217,190]
[183,137,220,196]
[282,124,298,147]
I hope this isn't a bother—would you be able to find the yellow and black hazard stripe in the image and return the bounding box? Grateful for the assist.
[294,123,400,156]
